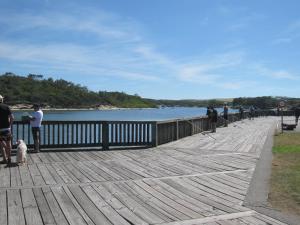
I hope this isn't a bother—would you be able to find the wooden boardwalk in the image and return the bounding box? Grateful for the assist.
[0,117,287,225]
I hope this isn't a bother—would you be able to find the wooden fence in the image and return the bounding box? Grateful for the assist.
[11,110,295,150]
[12,121,155,150]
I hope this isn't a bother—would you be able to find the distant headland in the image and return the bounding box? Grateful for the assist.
[1,72,300,110]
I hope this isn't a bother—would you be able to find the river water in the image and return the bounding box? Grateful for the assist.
[13,107,238,121]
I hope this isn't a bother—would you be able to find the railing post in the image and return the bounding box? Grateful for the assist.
[175,120,179,140]
[151,122,158,147]
[102,121,109,150]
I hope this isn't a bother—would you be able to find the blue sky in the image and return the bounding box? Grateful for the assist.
[0,0,299,99]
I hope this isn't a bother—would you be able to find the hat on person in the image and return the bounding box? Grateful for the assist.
[0,95,3,99]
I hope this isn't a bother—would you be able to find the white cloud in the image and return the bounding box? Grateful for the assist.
[177,52,244,85]
[272,19,300,45]
[0,10,141,42]
[253,64,298,80]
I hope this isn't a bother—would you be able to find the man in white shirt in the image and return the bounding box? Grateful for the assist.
[30,104,43,152]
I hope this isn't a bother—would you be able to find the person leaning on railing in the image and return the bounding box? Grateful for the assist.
[0,94,14,166]
[29,104,43,153]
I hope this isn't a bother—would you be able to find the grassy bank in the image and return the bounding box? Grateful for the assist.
[268,132,300,216]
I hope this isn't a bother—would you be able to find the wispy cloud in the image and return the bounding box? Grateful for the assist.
[0,9,163,82]
[0,10,141,41]
[0,3,298,97]
[177,52,244,86]
[253,64,299,80]
[272,19,300,45]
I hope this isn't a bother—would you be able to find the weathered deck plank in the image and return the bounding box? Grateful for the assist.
[0,117,289,224]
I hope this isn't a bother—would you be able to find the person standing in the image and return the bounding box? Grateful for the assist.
[29,104,43,152]
[239,106,244,120]
[0,95,14,165]
[223,103,229,127]
[211,107,218,133]
[206,106,212,131]
[249,105,255,120]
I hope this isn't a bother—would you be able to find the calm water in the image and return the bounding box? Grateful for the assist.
[14,107,238,121]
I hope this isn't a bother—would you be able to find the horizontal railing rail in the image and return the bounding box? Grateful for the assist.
[9,110,295,150]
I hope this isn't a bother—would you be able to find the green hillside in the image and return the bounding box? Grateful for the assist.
[0,73,156,108]
[1,72,299,109]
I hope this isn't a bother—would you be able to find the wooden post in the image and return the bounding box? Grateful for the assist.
[175,120,179,140]
[151,122,158,147]
[281,109,284,134]
[102,121,109,150]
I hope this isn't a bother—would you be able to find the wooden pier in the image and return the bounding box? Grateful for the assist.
[0,117,289,224]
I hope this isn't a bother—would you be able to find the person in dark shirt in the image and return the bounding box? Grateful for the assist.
[239,106,244,120]
[249,105,255,120]
[0,95,14,165]
[206,106,212,130]
[211,107,218,132]
[223,103,229,127]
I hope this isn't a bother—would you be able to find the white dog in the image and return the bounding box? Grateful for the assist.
[16,140,27,165]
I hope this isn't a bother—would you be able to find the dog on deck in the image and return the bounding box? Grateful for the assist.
[16,140,27,165]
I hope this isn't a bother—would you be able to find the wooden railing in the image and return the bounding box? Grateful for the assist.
[156,113,242,145]
[11,110,295,150]
[12,121,155,150]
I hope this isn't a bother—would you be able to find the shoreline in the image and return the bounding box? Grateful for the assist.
[11,106,158,111]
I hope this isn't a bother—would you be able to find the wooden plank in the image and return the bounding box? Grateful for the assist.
[253,212,287,225]
[30,152,43,163]
[62,186,95,225]
[117,181,180,221]
[7,189,26,225]
[102,182,166,224]
[10,166,22,187]
[45,164,65,184]
[28,164,46,186]
[94,184,149,225]
[33,188,57,225]
[68,185,113,225]
[135,180,202,219]
[143,179,213,216]
[82,161,111,181]
[0,190,7,225]
[53,164,76,184]
[159,211,255,225]
[21,188,44,225]
[37,164,57,185]
[51,186,88,225]
[76,162,106,182]
[107,161,143,180]
[19,164,34,187]
[64,163,91,183]
[191,176,245,200]
[38,152,51,163]
[93,161,125,180]
[162,178,238,214]
[42,187,69,225]
[82,185,131,225]
[0,165,10,187]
